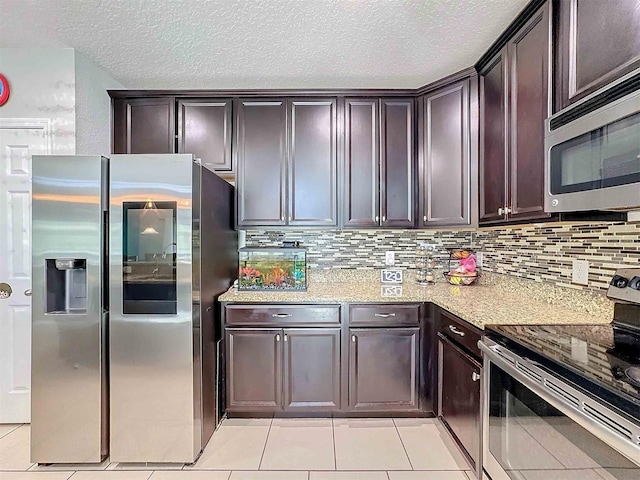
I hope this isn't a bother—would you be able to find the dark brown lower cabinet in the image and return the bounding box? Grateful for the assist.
[349,328,419,411]
[226,327,341,412]
[283,329,341,411]
[439,334,481,470]
[226,329,281,412]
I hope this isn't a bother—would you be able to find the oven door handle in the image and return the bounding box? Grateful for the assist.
[479,339,640,466]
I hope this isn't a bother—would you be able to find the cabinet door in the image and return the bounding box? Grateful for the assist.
[283,329,341,411]
[555,0,640,111]
[226,329,282,411]
[288,99,338,227]
[236,100,287,227]
[113,98,175,154]
[349,328,419,411]
[508,4,550,222]
[343,99,379,228]
[420,81,470,227]
[439,336,481,470]
[380,99,415,228]
[479,52,508,223]
[177,99,232,171]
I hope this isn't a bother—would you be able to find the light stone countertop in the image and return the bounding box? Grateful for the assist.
[219,275,613,330]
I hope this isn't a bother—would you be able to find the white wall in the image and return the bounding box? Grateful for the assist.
[0,48,76,154]
[0,48,125,155]
[74,51,124,154]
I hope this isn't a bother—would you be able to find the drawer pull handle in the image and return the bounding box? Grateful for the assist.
[352,335,356,343]
[272,313,292,318]
[449,325,465,336]
[284,334,288,342]
[276,334,281,342]
[374,313,396,318]
[472,371,481,382]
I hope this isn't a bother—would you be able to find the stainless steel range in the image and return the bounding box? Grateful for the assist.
[480,268,640,480]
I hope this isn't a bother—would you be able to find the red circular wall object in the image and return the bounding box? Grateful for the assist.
[0,74,10,106]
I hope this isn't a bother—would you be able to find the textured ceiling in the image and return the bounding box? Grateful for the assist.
[0,0,529,89]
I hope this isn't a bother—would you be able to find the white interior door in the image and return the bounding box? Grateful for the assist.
[0,119,51,423]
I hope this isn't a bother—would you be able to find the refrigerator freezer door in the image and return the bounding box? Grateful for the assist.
[31,155,108,463]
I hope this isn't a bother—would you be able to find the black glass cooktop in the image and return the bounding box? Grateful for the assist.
[486,321,640,421]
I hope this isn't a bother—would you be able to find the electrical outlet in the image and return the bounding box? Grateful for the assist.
[572,260,589,285]
[385,251,395,266]
[475,251,483,269]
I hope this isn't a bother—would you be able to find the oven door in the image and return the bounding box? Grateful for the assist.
[479,339,640,480]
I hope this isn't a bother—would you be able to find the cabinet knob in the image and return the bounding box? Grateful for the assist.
[276,334,281,342]
[449,325,465,336]
[352,335,356,343]
[505,207,512,214]
[284,334,288,342]
[498,207,504,216]
[423,215,427,222]
[375,215,379,222]
[472,371,481,382]
[288,216,292,222]
[382,215,386,222]
[281,216,284,222]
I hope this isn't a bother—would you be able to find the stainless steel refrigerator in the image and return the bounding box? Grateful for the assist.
[108,154,236,463]
[31,155,109,463]
[31,154,237,464]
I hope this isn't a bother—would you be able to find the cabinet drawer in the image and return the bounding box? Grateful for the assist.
[349,304,420,326]
[438,309,481,359]
[226,304,340,326]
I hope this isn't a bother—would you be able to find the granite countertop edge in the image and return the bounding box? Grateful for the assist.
[219,281,612,330]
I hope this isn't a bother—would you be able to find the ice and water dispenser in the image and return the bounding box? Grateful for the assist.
[45,259,88,314]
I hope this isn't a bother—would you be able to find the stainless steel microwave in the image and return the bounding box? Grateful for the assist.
[545,88,640,212]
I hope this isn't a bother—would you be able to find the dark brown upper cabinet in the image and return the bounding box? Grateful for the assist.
[479,2,550,224]
[288,99,338,227]
[343,98,415,228]
[177,99,232,172]
[235,99,287,227]
[555,0,640,112]
[112,97,175,154]
[419,78,476,227]
[235,98,338,228]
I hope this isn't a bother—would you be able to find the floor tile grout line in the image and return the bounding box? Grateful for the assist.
[392,417,414,470]
[386,471,391,480]
[226,470,232,480]
[0,423,21,441]
[257,416,273,470]
[331,416,337,471]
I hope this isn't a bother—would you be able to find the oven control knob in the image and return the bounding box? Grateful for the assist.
[629,276,640,290]
[610,275,629,288]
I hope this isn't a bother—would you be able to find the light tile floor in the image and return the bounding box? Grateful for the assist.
[0,418,475,480]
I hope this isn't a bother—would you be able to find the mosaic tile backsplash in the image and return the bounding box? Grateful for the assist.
[244,221,640,294]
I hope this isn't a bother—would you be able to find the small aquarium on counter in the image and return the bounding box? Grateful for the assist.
[238,247,307,291]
